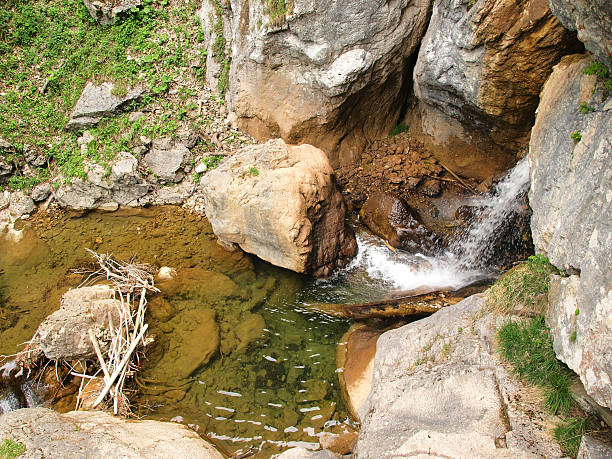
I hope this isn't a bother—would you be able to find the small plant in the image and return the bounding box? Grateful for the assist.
[570,131,582,144]
[583,60,612,94]
[192,172,202,184]
[201,154,224,170]
[0,439,26,458]
[575,308,579,316]
[457,327,463,333]
[389,124,409,138]
[248,167,259,176]
[570,330,577,343]
[578,102,595,114]
[554,417,596,458]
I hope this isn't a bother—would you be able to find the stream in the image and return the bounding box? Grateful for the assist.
[0,157,530,457]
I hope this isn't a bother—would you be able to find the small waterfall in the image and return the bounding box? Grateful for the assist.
[451,156,531,269]
[317,157,532,298]
[0,361,41,415]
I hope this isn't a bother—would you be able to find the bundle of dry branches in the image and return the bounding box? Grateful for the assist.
[72,250,159,415]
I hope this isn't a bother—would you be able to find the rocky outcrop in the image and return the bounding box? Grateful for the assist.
[143,138,189,183]
[0,407,223,458]
[357,294,563,458]
[200,139,356,277]
[198,0,431,168]
[529,54,612,408]
[412,0,580,180]
[577,435,612,459]
[36,285,121,360]
[359,191,441,255]
[549,0,612,64]
[67,82,145,129]
[83,0,142,26]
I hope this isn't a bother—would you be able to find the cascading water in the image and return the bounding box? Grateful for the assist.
[310,157,532,299]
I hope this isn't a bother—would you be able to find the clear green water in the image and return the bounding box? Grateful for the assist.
[0,206,356,457]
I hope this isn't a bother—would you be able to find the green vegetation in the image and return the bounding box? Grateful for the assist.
[487,254,558,315]
[570,330,577,343]
[248,166,259,176]
[570,131,582,144]
[210,0,230,97]
[583,61,612,92]
[201,154,224,170]
[263,0,294,27]
[554,417,598,458]
[578,102,595,114]
[498,317,574,414]
[0,439,26,458]
[0,0,207,188]
[389,124,409,138]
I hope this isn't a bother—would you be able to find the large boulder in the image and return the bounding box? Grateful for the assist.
[359,191,441,255]
[198,0,431,169]
[0,407,223,458]
[412,0,580,180]
[356,294,563,458]
[529,54,612,408]
[67,82,145,130]
[200,139,356,277]
[83,0,143,26]
[549,0,612,64]
[36,285,121,361]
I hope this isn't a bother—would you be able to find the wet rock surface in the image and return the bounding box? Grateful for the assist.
[67,82,146,129]
[200,0,431,168]
[0,407,224,458]
[200,138,356,277]
[356,294,564,458]
[529,54,612,408]
[359,191,441,255]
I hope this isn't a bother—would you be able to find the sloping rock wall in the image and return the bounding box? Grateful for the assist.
[198,0,432,168]
[411,0,579,180]
[529,54,612,409]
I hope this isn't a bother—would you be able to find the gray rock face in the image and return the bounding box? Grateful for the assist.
[30,183,51,202]
[529,54,612,408]
[198,0,431,168]
[143,139,189,183]
[357,294,562,458]
[549,0,612,63]
[577,435,612,459]
[55,152,150,209]
[8,192,36,218]
[83,0,142,26]
[200,139,356,277]
[67,82,145,129]
[37,285,121,360]
[412,0,578,178]
[0,407,223,458]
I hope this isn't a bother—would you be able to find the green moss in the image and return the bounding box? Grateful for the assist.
[389,124,409,138]
[0,439,26,458]
[487,254,558,315]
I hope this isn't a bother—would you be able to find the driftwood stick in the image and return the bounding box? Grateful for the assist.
[93,323,148,408]
[88,329,111,382]
[438,161,478,195]
[310,282,489,320]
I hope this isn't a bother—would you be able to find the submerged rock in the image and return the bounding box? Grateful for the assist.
[67,82,145,129]
[37,285,121,361]
[0,407,223,458]
[359,191,441,255]
[412,0,580,180]
[200,139,356,277]
[356,294,563,458]
[529,54,612,409]
[198,0,431,168]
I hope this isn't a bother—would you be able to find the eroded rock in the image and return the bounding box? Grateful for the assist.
[67,82,145,129]
[0,407,223,458]
[412,0,580,180]
[359,191,441,255]
[37,285,121,361]
[8,192,35,218]
[143,139,189,183]
[83,0,143,26]
[529,54,612,408]
[200,139,356,277]
[199,0,431,168]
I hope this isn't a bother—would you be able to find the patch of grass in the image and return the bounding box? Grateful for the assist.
[554,417,598,458]
[0,439,26,458]
[497,316,574,415]
[487,254,558,315]
[389,124,409,138]
[583,61,612,95]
